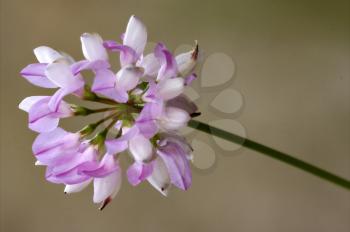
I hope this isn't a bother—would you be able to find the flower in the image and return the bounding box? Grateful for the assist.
[19,15,200,209]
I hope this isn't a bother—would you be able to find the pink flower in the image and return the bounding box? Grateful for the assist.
[19,15,200,209]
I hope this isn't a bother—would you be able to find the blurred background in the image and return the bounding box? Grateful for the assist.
[1,0,349,231]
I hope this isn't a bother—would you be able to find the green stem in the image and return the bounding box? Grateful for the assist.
[188,119,350,190]
[79,112,119,137]
[72,106,117,116]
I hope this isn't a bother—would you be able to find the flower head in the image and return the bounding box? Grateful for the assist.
[19,15,200,209]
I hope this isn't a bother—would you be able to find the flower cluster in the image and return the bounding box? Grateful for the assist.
[19,15,200,209]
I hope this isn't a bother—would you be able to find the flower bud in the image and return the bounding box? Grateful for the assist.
[175,42,199,77]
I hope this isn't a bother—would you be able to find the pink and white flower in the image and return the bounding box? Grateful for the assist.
[19,15,200,209]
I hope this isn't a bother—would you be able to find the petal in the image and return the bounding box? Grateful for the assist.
[46,166,90,185]
[175,44,198,77]
[157,77,184,101]
[29,116,59,133]
[124,15,147,56]
[155,43,177,81]
[91,69,115,91]
[18,96,48,112]
[103,41,137,67]
[116,66,143,91]
[83,154,119,178]
[64,179,92,194]
[184,73,197,86]
[48,88,69,112]
[89,67,129,103]
[159,107,190,131]
[127,162,153,186]
[129,134,153,162]
[93,170,122,203]
[158,146,192,190]
[137,53,160,77]
[20,63,57,88]
[71,59,110,75]
[105,140,128,155]
[45,63,84,90]
[81,33,108,61]
[28,98,72,133]
[147,157,170,196]
[33,46,63,63]
[166,94,198,115]
[135,120,158,139]
[137,102,163,121]
[32,128,80,164]
[32,127,69,154]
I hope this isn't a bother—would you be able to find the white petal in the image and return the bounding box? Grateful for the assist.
[129,134,153,162]
[175,46,198,77]
[33,46,63,63]
[137,53,160,77]
[157,78,184,101]
[159,107,190,131]
[116,67,143,91]
[64,179,92,194]
[18,96,47,112]
[93,171,122,203]
[124,15,147,56]
[45,63,78,89]
[81,33,108,61]
[147,157,170,196]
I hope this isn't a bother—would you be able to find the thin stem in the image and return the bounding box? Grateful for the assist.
[89,107,116,114]
[188,119,350,190]
[85,96,118,105]
[94,112,120,127]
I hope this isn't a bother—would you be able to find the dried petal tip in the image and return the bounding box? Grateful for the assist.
[191,41,199,60]
[99,197,112,211]
[190,112,201,118]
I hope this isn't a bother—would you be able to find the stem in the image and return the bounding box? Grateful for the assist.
[90,107,116,114]
[94,112,120,127]
[85,96,118,105]
[72,106,117,116]
[188,119,350,190]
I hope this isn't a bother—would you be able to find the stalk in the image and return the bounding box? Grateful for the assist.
[188,119,350,190]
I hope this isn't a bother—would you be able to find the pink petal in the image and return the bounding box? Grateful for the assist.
[83,154,119,178]
[154,43,178,81]
[166,94,198,115]
[45,63,84,90]
[103,40,138,67]
[126,162,153,186]
[20,63,57,88]
[18,96,48,112]
[71,60,110,75]
[137,53,160,77]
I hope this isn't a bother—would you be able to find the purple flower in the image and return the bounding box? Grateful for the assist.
[19,96,73,132]
[20,47,85,111]
[33,128,122,206]
[19,15,200,209]
[156,134,192,191]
